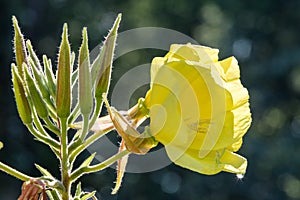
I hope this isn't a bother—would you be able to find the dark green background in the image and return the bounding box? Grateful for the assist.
[1,0,300,199]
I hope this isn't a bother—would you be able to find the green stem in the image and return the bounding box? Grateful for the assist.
[80,114,90,141]
[43,116,60,136]
[45,98,57,119]
[33,111,56,139]
[70,150,130,182]
[68,99,104,166]
[68,103,80,125]
[69,123,114,165]
[59,117,71,200]
[26,124,60,154]
[89,99,103,130]
[88,150,130,172]
[0,161,32,181]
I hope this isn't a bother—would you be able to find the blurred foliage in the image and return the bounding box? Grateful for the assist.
[1,0,300,199]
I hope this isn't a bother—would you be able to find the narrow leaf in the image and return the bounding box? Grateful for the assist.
[46,190,55,200]
[71,51,76,72]
[75,182,82,197]
[49,190,61,200]
[35,164,54,178]
[80,191,96,200]
[43,55,57,99]
[26,40,42,71]
[79,153,96,169]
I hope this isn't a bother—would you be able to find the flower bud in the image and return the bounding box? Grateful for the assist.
[12,16,27,77]
[56,23,72,118]
[93,14,121,99]
[29,58,51,102]
[12,63,32,124]
[25,67,48,119]
[78,28,92,116]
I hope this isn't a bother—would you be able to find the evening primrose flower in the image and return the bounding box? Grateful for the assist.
[144,43,251,175]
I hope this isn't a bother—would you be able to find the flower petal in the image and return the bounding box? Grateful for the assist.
[147,43,251,175]
[219,56,240,81]
[165,145,247,175]
[220,150,247,174]
[166,43,219,64]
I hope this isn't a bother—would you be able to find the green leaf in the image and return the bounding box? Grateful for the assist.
[12,16,27,76]
[43,55,57,101]
[12,63,32,124]
[80,191,96,200]
[56,23,72,118]
[46,190,55,200]
[48,189,62,200]
[78,27,93,116]
[71,51,76,72]
[26,40,42,71]
[75,182,82,197]
[79,152,96,169]
[71,52,78,89]
[35,164,54,178]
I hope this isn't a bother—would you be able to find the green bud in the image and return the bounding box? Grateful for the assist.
[78,28,92,115]
[92,13,121,99]
[12,63,32,124]
[56,23,72,118]
[12,16,27,76]
[25,67,48,118]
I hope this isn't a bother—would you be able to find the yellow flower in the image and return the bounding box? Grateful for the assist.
[145,43,251,175]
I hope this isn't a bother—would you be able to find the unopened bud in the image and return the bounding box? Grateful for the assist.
[78,27,92,115]
[12,16,27,77]
[12,64,32,124]
[93,14,121,99]
[25,67,48,119]
[56,23,72,118]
